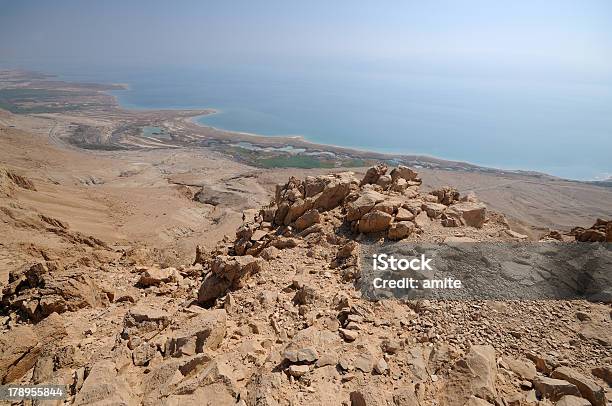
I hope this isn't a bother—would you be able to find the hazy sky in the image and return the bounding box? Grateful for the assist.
[1,0,611,79]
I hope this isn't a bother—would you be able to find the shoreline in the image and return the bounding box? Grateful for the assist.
[184,110,564,181]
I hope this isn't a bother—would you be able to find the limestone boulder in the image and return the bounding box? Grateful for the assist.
[390,165,419,182]
[168,309,227,356]
[422,202,447,219]
[442,345,498,405]
[533,376,581,401]
[313,173,356,211]
[345,190,385,221]
[74,360,134,405]
[430,186,460,205]
[375,174,393,188]
[388,221,415,240]
[551,366,605,406]
[450,201,487,228]
[358,210,393,233]
[360,164,388,186]
[0,325,39,383]
[198,255,266,303]
[294,209,320,231]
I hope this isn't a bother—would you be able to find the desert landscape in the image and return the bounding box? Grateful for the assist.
[0,69,611,405]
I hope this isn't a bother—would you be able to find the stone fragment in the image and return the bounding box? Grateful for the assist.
[354,354,373,373]
[138,267,180,287]
[373,358,388,375]
[339,328,358,342]
[591,365,612,385]
[422,202,447,218]
[287,364,309,378]
[381,339,402,354]
[313,173,355,211]
[395,207,415,221]
[390,165,419,182]
[430,187,460,205]
[315,353,338,368]
[133,342,157,366]
[391,178,408,192]
[392,386,419,406]
[293,209,320,231]
[358,210,392,233]
[361,164,388,185]
[556,395,592,406]
[388,221,415,240]
[450,202,487,228]
[345,190,385,221]
[198,255,266,303]
[533,376,581,401]
[73,360,134,405]
[442,345,497,405]
[505,357,536,381]
[414,211,430,228]
[376,174,393,188]
[167,309,227,356]
[551,366,605,406]
[505,229,529,240]
[0,325,39,383]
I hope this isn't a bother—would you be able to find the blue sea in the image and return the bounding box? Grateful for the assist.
[7,63,612,180]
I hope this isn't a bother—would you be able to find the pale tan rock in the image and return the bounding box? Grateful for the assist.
[293,209,320,231]
[464,397,494,406]
[551,366,605,406]
[283,197,313,225]
[287,364,309,378]
[376,174,392,188]
[73,360,134,405]
[392,385,419,406]
[339,328,358,342]
[505,229,529,239]
[430,186,460,205]
[358,210,392,233]
[414,210,430,228]
[345,190,385,221]
[556,395,591,406]
[361,164,388,185]
[505,357,536,380]
[138,267,179,286]
[591,365,612,385]
[354,354,373,373]
[0,325,40,383]
[422,202,447,218]
[442,345,497,405]
[388,221,415,240]
[451,201,487,228]
[390,165,419,182]
[395,207,415,221]
[133,342,158,366]
[198,255,266,303]
[168,309,227,356]
[313,173,355,211]
[391,177,408,192]
[373,358,388,375]
[533,376,581,401]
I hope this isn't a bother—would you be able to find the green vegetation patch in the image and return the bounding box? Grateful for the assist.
[257,155,336,168]
[0,88,89,113]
